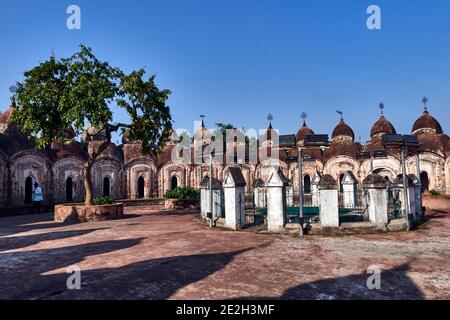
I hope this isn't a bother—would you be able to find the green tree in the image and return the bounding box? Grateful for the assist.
[12,45,173,205]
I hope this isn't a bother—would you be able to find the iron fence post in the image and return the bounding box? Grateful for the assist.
[298,148,304,233]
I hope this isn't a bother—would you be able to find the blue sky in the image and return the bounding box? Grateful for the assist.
[0,0,449,143]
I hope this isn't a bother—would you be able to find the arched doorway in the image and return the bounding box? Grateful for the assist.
[25,177,33,204]
[304,175,311,194]
[171,176,178,190]
[103,177,111,197]
[420,171,429,193]
[339,173,345,193]
[137,176,145,198]
[66,177,74,202]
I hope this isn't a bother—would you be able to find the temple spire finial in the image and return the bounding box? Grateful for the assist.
[336,110,344,122]
[301,111,308,127]
[422,96,429,114]
[267,113,274,129]
[379,102,385,117]
[199,114,206,128]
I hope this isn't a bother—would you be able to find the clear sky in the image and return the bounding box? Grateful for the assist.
[1,0,449,143]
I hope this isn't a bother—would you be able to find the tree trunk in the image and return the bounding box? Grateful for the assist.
[83,160,95,206]
[82,123,121,206]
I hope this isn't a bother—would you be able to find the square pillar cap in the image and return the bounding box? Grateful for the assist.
[266,166,290,187]
[223,167,247,188]
[362,174,387,189]
[318,174,338,190]
[200,176,222,189]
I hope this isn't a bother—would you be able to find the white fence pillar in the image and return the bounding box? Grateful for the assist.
[200,176,223,219]
[223,167,247,230]
[319,175,339,228]
[363,174,388,228]
[266,166,289,232]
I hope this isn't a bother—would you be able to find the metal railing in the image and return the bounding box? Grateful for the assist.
[338,189,369,223]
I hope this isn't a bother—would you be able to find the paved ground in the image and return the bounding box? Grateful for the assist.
[0,206,449,300]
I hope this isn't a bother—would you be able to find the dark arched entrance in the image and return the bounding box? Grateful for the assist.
[420,171,429,193]
[137,176,145,198]
[103,177,111,197]
[339,173,345,193]
[171,176,178,190]
[304,175,311,194]
[66,177,74,202]
[25,177,33,204]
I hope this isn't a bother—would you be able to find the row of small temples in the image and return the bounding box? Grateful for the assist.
[199,166,424,232]
[0,99,449,208]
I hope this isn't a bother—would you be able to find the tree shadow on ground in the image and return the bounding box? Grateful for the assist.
[238,263,423,300]
[0,213,64,237]
[0,228,108,252]
[3,246,251,300]
[0,237,145,299]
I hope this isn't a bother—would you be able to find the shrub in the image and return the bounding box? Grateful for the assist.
[164,187,199,200]
[429,189,441,196]
[92,196,114,205]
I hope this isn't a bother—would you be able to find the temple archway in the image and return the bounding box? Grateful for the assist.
[103,177,111,197]
[420,171,429,193]
[25,177,33,204]
[137,176,145,198]
[66,177,74,202]
[304,175,311,194]
[171,176,179,190]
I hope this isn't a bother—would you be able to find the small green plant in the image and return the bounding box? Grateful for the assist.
[429,189,441,196]
[92,196,114,205]
[164,187,199,200]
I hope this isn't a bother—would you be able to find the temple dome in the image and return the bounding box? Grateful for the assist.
[370,115,396,138]
[296,120,315,141]
[332,117,355,142]
[412,108,443,135]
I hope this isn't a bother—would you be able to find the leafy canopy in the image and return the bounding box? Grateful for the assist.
[12,45,172,152]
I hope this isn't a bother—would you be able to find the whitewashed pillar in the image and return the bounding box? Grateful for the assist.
[223,167,246,230]
[266,166,289,232]
[319,175,339,228]
[199,176,223,219]
[363,174,388,228]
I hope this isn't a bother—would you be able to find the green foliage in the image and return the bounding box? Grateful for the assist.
[164,187,199,200]
[92,196,114,205]
[11,44,173,205]
[117,69,173,153]
[429,189,441,196]
[12,44,173,153]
